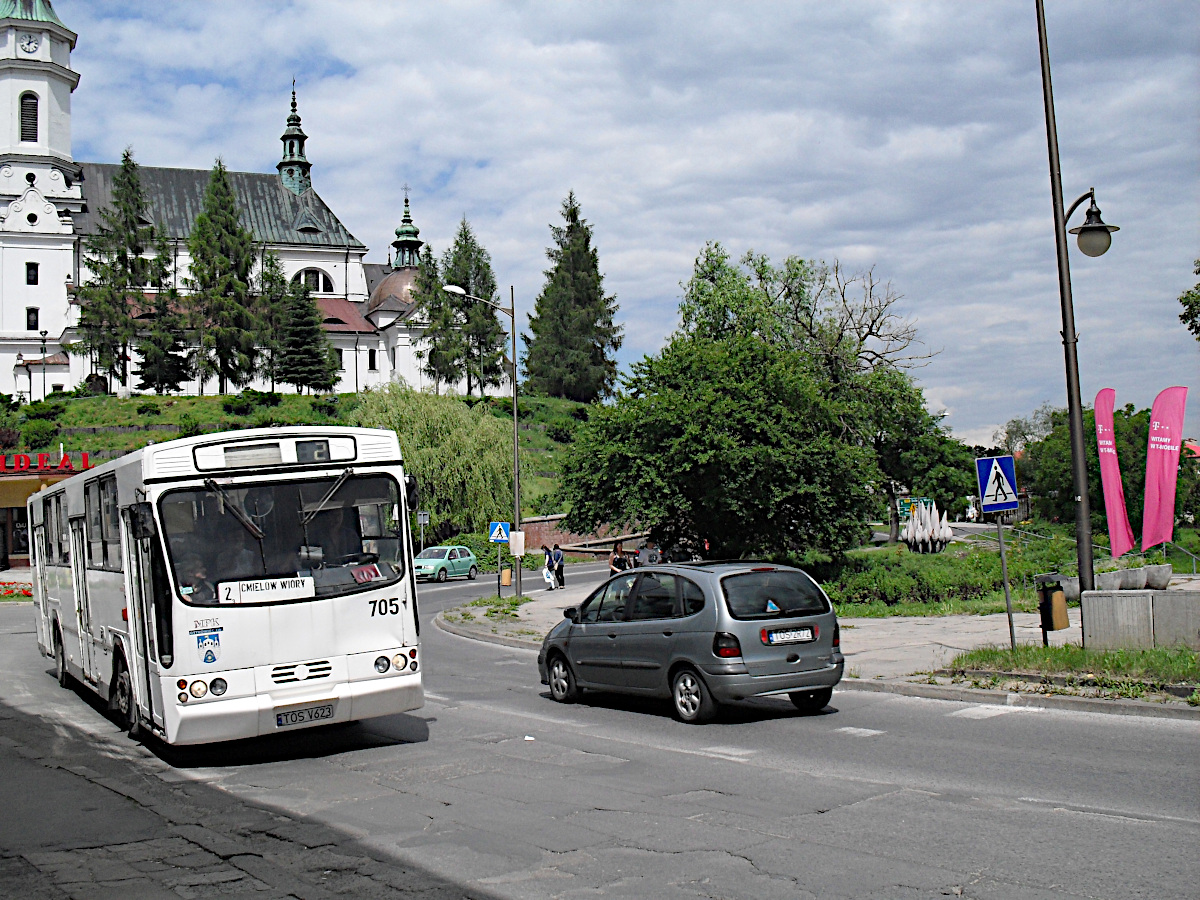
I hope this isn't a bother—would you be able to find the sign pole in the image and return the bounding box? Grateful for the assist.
[996,516,1016,651]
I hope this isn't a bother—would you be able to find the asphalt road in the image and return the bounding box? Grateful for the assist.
[1,561,1197,899]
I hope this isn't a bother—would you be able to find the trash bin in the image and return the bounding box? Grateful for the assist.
[1034,573,1069,641]
[500,567,512,587]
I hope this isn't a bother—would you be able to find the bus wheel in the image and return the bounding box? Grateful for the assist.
[54,629,69,688]
[111,656,138,736]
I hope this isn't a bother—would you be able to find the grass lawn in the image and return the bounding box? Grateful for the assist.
[950,643,1199,688]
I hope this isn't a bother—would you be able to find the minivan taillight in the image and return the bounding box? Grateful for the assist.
[713,632,742,659]
[832,620,840,648]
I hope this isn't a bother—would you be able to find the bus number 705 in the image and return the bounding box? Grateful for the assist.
[370,598,403,616]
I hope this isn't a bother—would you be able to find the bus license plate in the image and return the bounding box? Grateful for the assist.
[275,702,336,728]
[768,627,814,645]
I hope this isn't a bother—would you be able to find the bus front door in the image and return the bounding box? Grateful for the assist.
[68,519,96,682]
[122,518,164,728]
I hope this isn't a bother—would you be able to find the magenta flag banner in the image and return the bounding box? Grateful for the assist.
[1141,385,1189,550]
[1094,389,1135,557]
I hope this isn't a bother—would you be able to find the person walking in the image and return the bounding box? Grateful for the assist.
[541,544,556,590]
[552,543,565,588]
[608,542,629,576]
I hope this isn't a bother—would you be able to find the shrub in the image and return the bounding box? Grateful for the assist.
[546,423,574,444]
[22,419,58,449]
[22,400,65,421]
[0,427,20,449]
[243,388,282,407]
[251,411,283,428]
[136,401,161,416]
[222,395,254,415]
[0,394,18,413]
[177,414,202,438]
[310,396,339,417]
[81,374,109,396]
[570,405,590,422]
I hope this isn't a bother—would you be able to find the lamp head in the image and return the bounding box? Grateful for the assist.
[15,353,22,365]
[1069,198,1119,257]
[442,284,466,296]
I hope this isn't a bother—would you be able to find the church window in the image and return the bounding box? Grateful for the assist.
[26,262,38,285]
[368,349,377,371]
[19,93,38,143]
[335,349,344,369]
[293,268,333,293]
[26,308,39,331]
[26,213,37,225]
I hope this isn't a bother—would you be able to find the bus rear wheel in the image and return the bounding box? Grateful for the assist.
[54,629,69,688]
[110,655,140,737]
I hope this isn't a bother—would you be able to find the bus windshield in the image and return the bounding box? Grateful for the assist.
[159,474,406,605]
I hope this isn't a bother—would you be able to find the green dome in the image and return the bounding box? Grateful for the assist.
[0,0,67,28]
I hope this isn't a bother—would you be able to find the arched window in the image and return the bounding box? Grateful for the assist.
[292,268,333,292]
[20,93,38,143]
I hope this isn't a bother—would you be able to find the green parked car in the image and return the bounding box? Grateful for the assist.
[414,545,479,582]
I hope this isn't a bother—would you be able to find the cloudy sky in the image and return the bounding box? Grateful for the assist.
[57,0,1198,444]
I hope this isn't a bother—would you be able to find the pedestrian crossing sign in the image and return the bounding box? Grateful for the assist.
[488,521,511,543]
[975,456,1019,514]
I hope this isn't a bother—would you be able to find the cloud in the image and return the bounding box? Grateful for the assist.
[59,0,1199,436]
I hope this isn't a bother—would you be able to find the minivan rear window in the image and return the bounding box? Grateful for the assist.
[721,570,829,620]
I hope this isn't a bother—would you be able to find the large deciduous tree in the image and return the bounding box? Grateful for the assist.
[441,219,505,397]
[186,159,258,394]
[1179,259,1200,344]
[75,147,153,388]
[352,383,518,540]
[523,192,622,403]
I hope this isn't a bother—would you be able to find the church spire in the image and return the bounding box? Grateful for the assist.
[391,189,423,269]
[277,83,311,195]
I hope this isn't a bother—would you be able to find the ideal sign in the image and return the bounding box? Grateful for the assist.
[0,452,93,475]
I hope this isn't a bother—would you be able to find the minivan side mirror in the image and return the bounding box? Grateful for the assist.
[564,607,579,623]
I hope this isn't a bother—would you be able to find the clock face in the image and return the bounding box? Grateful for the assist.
[18,33,40,54]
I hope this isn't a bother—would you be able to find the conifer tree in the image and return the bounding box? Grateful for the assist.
[134,230,193,394]
[410,244,465,394]
[75,147,153,388]
[523,192,622,402]
[442,218,505,397]
[276,280,338,393]
[254,251,289,391]
[186,159,257,394]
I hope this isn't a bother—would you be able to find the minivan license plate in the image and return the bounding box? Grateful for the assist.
[768,627,814,645]
[275,702,335,728]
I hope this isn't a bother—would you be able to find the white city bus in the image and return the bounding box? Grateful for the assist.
[29,426,423,745]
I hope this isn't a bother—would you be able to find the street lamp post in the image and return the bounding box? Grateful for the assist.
[38,329,47,400]
[444,283,521,599]
[1036,0,1119,605]
[14,352,23,404]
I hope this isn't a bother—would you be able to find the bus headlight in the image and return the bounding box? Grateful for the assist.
[374,656,391,674]
[392,654,404,670]
[209,678,228,696]
[189,680,208,698]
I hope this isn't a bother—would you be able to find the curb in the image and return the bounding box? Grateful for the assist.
[435,611,542,651]
[837,678,1200,721]
[435,610,1200,722]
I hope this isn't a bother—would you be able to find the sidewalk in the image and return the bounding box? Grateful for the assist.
[436,574,1200,720]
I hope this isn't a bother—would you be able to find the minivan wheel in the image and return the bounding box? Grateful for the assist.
[548,655,579,703]
[789,687,833,713]
[672,668,716,724]
[467,565,478,581]
[436,568,448,583]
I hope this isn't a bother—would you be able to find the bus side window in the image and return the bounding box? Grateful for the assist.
[58,496,69,563]
[150,536,174,668]
[85,481,103,567]
[100,476,122,570]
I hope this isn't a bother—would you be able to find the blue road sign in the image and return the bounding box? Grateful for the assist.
[976,456,1019,514]
[488,521,511,543]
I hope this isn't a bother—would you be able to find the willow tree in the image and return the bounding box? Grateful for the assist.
[352,383,519,541]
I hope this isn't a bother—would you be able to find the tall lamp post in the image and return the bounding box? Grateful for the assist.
[38,329,47,401]
[14,352,24,404]
[1036,0,1119,601]
[444,283,522,599]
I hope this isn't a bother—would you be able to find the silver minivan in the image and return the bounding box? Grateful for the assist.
[537,562,843,723]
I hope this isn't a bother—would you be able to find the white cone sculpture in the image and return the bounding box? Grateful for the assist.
[901,500,952,553]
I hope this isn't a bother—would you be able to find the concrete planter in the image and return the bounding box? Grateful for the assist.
[1095,570,1123,591]
[1059,576,1080,602]
[1121,567,1147,590]
[1145,564,1173,590]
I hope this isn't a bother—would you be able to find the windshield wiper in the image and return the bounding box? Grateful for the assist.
[204,479,265,540]
[301,467,353,527]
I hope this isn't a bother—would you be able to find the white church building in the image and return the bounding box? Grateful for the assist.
[0,0,443,401]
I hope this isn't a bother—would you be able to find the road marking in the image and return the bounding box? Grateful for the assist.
[948,705,1018,719]
[837,726,885,737]
[1017,797,1200,827]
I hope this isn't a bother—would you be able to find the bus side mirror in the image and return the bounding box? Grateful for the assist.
[405,474,419,510]
[129,502,156,540]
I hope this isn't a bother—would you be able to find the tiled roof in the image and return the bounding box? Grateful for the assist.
[316,297,375,333]
[74,163,366,250]
[17,352,69,367]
